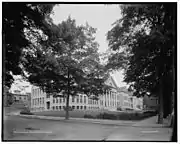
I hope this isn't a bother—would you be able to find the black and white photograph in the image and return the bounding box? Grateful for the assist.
[2,2,177,142]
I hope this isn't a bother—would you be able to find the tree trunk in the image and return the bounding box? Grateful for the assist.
[65,68,70,120]
[65,93,70,120]
[158,78,164,124]
[171,117,176,141]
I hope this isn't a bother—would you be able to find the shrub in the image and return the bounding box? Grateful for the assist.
[20,109,34,115]
[85,110,157,121]
[117,107,122,111]
[84,114,94,119]
[96,113,118,120]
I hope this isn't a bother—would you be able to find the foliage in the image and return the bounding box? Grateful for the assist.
[89,111,156,120]
[23,17,109,96]
[22,17,110,119]
[3,86,14,106]
[106,4,175,98]
[84,114,95,119]
[20,109,34,115]
[5,92,14,106]
[3,3,56,88]
[117,107,123,111]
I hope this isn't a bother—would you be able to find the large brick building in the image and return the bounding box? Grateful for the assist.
[30,76,143,112]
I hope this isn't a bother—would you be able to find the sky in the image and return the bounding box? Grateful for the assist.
[10,4,127,93]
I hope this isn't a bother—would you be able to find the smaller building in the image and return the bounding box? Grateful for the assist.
[118,87,143,111]
[12,90,30,106]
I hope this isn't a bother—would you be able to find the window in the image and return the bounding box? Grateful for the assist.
[63,106,65,109]
[42,98,44,104]
[72,106,75,109]
[72,97,75,102]
[80,106,83,109]
[38,89,40,97]
[53,106,55,110]
[60,98,62,103]
[84,106,86,110]
[40,98,41,104]
[53,99,55,103]
[56,106,58,110]
[39,89,41,96]
[46,93,50,98]
[77,97,79,103]
[77,106,79,109]
[56,98,58,103]
[80,95,82,103]
[19,97,21,100]
[84,96,86,103]
[59,106,61,110]
[63,98,65,103]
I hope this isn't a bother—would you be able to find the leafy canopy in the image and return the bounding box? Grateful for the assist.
[22,17,110,98]
[106,4,175,97]
[3,3,56,88]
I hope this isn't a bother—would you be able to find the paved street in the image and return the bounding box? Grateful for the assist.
[3,115,172,141]
[3,115,123,140]
[107,124,172,141]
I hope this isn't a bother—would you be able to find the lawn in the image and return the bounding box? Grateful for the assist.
[34,110,113,118]
[33,109,156,120]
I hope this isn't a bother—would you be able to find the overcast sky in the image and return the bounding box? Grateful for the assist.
[10,4,127,93]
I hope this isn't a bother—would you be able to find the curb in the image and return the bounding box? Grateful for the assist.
[18,114,136,126]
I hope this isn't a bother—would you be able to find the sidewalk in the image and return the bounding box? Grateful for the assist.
[132,116,170,128]
[106,116,172,141]
[18,114,137,126]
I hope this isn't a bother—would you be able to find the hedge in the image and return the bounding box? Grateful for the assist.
[20,109,34,115]
[84,111,157,121]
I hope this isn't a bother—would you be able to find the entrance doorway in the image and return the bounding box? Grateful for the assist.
[46,101,50,110]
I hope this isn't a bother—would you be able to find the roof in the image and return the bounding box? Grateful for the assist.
[118,86,133,96]
[105,76,119,89]
[12,93,29,97]
[110,76,119,89]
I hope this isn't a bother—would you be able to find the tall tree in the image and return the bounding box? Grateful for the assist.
[22,17,110,119]
[106,4,176,124]
[3,3,56,88]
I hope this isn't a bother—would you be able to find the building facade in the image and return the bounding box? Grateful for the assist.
[12,90,29,104]
[30,76,143,112]
[118,87,143,111]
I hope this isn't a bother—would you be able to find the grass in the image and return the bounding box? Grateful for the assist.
[34,110,156,121]
[34,110,109,118]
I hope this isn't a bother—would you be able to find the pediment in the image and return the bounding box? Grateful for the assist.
[105,76,118,89]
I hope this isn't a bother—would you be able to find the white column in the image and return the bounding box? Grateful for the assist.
[109,90,111,107]
[113,92,114,107]
[82,94,84,104]
[116,92,117,107]
[105,91,106,107]
[104,92,106,107]
[103,90,107,106]
[110,91,112,107]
